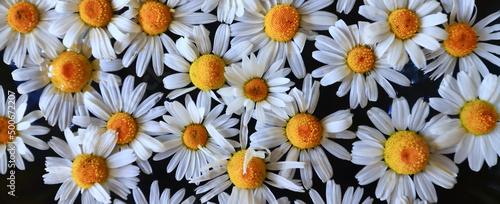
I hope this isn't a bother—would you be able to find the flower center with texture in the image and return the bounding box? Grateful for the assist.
[460,99,498,135]
[72,154,108,189]
[443,23,478,58]
[106,113,138,145]
[78,0,112,27]
[49,51,93,93]
[384,131,429,175]
[286,113,323,149]
[243,78,269,102]
[182,124,208,150]
[0,117,16,144]
[227,150,267,189]
[138,0,172,35]
[346,46,376,73]
[264,4,300,42]
[189,54,226,91]
[7,2,40,34]
[387,9,419,40]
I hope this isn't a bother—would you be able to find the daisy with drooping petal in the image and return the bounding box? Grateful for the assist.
[230,0,337,78]
[309,179,373,204]
[424,0,500,79]
[352,97,460,203]
[359,0,448,69]
[43,126,140,203]
[114,180,195,204]
[0,0,64,68]
[250,74,354,189]
[115,0,216,77]
[312,20,411,109]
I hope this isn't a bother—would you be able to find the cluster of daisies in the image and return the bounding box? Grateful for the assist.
[1,0,500,203]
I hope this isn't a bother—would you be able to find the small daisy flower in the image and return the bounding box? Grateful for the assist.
[359,0,448,69]
[352,97,459,203]
[230,0,338,78]
[312,20,410,109]
[43,126,140,203]
[336,0,357,14]
[424,1,500,79]
[0,0,64,68]
[214,192,306,204]
[250,74,354,189]
[201,0,267,23]
[115,0,216,77]
[72,75,165,174]
[429,70,500,171]
[309,179,373,204]
[0,87,49,174]
[114,180,195,204]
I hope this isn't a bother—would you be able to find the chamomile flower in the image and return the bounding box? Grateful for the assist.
[312,20,410,109]
[359,0,447,69]
[114,0,216,77]
[0,87,49,174]
[250,74,354,189]
[352,97,459,203]
[43,126,140,203]
[114,180,195,204]
[72,75,165,174]
[309,179,373,204]
[230,0,337,78]
[201,0,268,23]
[424,1,500,79]
[336,0,357,14]
[0,0,64,68]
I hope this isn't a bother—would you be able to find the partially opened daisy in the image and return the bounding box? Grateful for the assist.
[424,1,500,79]
[43,126,140,203]
[309,179,373,204]
[359,0,447,69]
[114,180,195,204]
[352,97,459,203]
[312,20,410,109]
[230,0,337,78]
[114,0,216,77]
[250,74,354,189]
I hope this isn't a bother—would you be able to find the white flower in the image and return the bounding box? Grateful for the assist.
[336,0,357,14]
[201,0,267,23]
[309,179,373,204]
[114,180,195,204]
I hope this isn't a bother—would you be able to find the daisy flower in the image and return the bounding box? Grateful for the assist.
[424,1,500,79]
[0,0,64,68]
[153,94,240,181]
[352,97,460,203]
[162,24,253,112]
[217,53,294,126]
[312,19,410,109]
[336,0,357,14]
[250,74,354,189]
[114,0,216,77]
[72,75,165,174]
[11,47,123,131]
[230,0,338,78]
[43,126,140,203]
[114,180,195,204]
[359,0,448,69]
[214,192,306,204]
[309,179,373,204]
[50,0,141,60]
[429,70,500,171]
[201,0,266,23]
[0,87,49,174]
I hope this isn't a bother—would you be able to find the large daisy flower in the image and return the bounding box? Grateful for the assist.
[424,1,500,79]
[0,0,64,68]
[352,97,459,203]
[0,87,49,174]
[312,20,410,109]
[230,0,337,78]
[43,126,140,203]
[359,0,447,69]
[72,75,165,174]
[429,70,500,171]
[250,74,354,189]
[114,180,195,204]
[114,0,216,77]
[309,179,373,204]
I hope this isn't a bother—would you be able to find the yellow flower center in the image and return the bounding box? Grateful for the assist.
[189,54,227,91]
[7,2,40,34]
[460,99,498,135]
[243,78,269,102]
[49,51,93,93]
[72,154,108,189]
[227,150,267,189]
[264,4,300,42]
[346,46,376,74]
[78,0,113,27]
[286,113,323,149]
[182,124,209,150]
[443,23,478,58]
[387,9,419,40]
[384,131,429,175]
[106,113,138,145]
[138,0,172,35]
[0,117,16,144]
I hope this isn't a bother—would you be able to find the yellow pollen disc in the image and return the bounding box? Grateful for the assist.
[0,117,16,144]
[72,154,108,189]
[460,99,498,135]
[227,150,267,189]
[78,0,112,27]
[138,0,172,35]
[443,23,478,58]
[387,9,419,40]
[182,124,209,150]
[7,2,40,34]
[189,54,226,91]
[264,4,300,42]
[243,78,269,102]
[286,113,323,149]
[49,51,93,93]
[384,131,429,175]
[106,113,138,145]
[346,46,376,74]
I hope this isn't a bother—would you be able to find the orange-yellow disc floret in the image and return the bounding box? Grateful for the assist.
[264,4,300,42]
[243,78,269,102]
[346,46,376,74]
[443,23,478,58]
[227,150,267,189]
[138,0,172,35]
[72,154,108,189]
[182,124,209,150]
[384,131,429,175]
[78,0,113,27]
[106,112,138,145]
[0,117,16,144]
[286,113,323,149]
[7,2,40,34]
[387,9,419,40]
[189,54,226,91]
[49,51,93,93]
[460,99,498,135]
